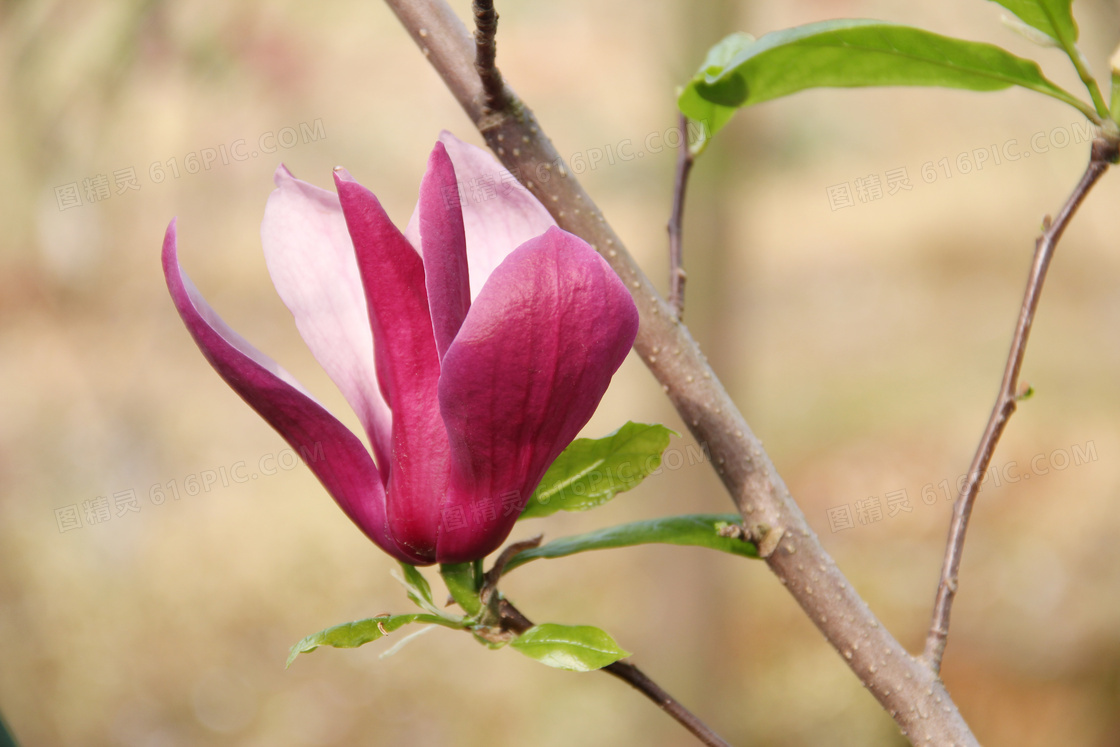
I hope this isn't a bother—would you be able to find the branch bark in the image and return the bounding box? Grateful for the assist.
[471,0,506,111]
[383,1,982,743]
[921,136,1118,672]
[668,111,694,317]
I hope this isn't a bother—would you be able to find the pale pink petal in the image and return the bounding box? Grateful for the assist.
[161,220,427,564]
[334,171,450,564]
[435,227,639,562]
[261,165,392,477]
[438,131,556,299]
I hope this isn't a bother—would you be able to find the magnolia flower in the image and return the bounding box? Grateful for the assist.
[162,132,638,565]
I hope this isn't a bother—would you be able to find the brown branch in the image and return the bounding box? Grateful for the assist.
[472,0,506,111]
[480,534,541,603]
[921,136,1118,673]
[601,660,730,747]
[494,597,732,747]
[668,111,694,317]
[383,1,982,743]
[475,539,731,744]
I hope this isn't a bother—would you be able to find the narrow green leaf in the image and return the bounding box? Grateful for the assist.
[999,15,1060,47]
[520,422,675,519]
[439,562,482,617]
[1110,45,1120,123]
[0,710,17,747]
[1112,70,1120,123]
[504,514,759,574]
[699,31,756,75]
[684,32,756,154]
[678,19,1096,142]
[988,0,1077,45]
[510,624,630,672]
[286,613,463,667]
[988,0,1108,117]
[398,562,436,613]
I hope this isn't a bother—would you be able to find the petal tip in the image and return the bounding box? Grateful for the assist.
[162,218,179,261]
[273,164,294,184]
[332,166,355,186]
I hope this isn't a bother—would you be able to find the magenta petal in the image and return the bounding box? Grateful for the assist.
[261,165,392,478]
[436,226,639,562]
[417,142,470,361]
[438,131,556,299]
[161,220,426,564]
[334,171,450,563]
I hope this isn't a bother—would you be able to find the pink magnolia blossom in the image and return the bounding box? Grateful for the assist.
[162,132,638,565]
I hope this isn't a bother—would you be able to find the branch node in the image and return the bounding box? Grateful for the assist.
[472,0,507,112]
[1091,134,1120,164]
[754,525,786,559]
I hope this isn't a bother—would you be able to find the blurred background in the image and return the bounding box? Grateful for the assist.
[3,0,1120,744]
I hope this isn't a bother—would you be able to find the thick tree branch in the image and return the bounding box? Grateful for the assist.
[668,111,694,317]
[384,1,981,743]
[921,137,1118,672]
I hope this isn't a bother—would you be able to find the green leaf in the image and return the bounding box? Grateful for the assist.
[503,514,759,574]
[683,32,756,154]
[520,422,675,519]
[988,0,1077,46]
[988,0,1108,117]
[510,624,630,672]
[1112,45,1120,123]
[397,563,438,615]
[286,614,464,667]
[0,709,17,747]
[439,562,482,617]
[1112,70,1120,123]
[678,19,1097,143]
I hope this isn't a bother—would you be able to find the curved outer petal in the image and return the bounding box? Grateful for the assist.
[261,166,392,479]
[161,220,426,564]
[417,143,470,361]
[436,226,639,563]
[437,131,556,300]
[334,171,450,564]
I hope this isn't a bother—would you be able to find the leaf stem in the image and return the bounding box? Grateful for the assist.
[1041,82,1103,123]
[920,135,1118,673]
[1067,47,1110,120]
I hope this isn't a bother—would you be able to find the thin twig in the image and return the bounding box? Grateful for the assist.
[601,661,731,747]
[472,0,506,111]
[384,1,983,742]
[475,538,731,745]
[480,534,541,602]
[494,597,732,747]
[668,111,694,318]
[921,136,1118,673]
